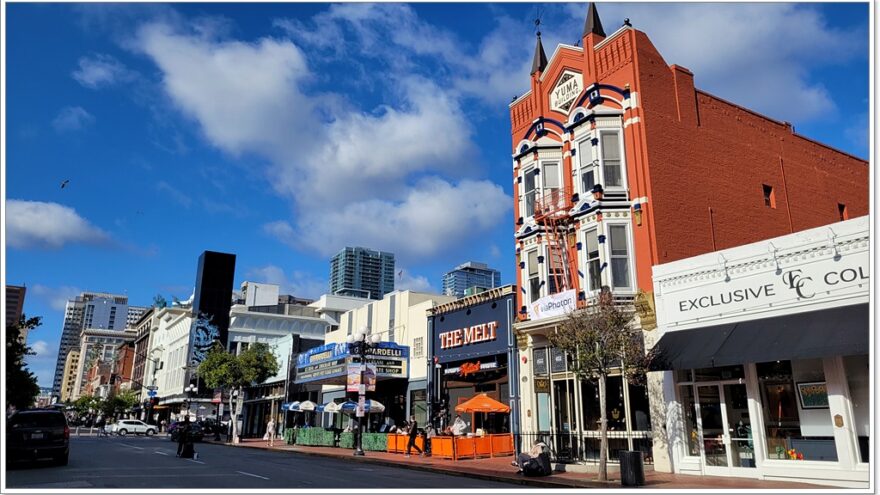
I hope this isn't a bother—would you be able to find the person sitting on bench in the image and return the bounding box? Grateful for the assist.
[511,442,552,476]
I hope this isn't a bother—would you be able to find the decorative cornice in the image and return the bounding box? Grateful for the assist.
[427,285,515,316]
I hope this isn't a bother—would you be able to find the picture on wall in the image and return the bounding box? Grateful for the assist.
[796,381,829,409]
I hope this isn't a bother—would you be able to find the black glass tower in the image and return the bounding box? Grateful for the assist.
[192,250,236,349]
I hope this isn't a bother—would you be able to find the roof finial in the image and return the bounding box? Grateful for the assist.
[583,2,606,38]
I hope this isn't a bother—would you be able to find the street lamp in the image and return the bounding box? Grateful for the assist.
[346,327,381,456]
[183,383,197,420]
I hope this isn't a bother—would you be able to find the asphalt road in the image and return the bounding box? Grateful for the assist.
[6,435,520,489]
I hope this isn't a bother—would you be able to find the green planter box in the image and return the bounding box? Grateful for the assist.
[363,433,388,451]
[294,428,336,447]
[338,432,386,451]
[283,429,297,445]
[339,432,355,449]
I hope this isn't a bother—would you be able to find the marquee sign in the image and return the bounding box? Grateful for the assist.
[294,341,409,384]
[550,70,584,114]
[431,293,515,364]
[438,321,499,350]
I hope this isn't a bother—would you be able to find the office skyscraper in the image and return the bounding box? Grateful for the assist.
[329,247,395,300]
[52,291,129,397]
[6,285,26,337]
[442,262,502,298]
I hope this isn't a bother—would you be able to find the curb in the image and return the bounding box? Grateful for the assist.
[207,440,618,489]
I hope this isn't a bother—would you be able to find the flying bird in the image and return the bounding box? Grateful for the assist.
[60,179,70,189]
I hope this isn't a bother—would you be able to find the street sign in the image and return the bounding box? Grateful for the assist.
[146,385,158,391]
[147,390,158,397]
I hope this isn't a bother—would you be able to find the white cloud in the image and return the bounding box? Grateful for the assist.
[72,53,136,88]
[52,106,95,132]
[295,178,510,258]
[245,265,327,300]
[562,3,863,123]
[136,21,509,264]
[395,269,435,293]
[7,200,111,249]
[30,284,84,311]
[30,340,51,356]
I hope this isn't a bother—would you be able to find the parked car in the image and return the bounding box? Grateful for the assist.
[7,409,70,466]
[110,419,157,436]
[168,422,205,442]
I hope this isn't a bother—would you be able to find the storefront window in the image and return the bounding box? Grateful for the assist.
[757,359,837,461]
[628,383,651,431]
[694,365,744,381]
[533,348,548,375]
[550,347,567,373]
[410,389,427,425]
[605,376,626,431]
[536,393,551,432]
[680,385,700,456]
[843,354,869,463]
[553,379,577,432]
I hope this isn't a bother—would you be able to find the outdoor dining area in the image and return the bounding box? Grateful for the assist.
[426,393,515,461]
[279,393,514,460]
[282,399,389,451]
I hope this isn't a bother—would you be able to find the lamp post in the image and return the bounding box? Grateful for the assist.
[183,383,197,420]
[346,327,381,456]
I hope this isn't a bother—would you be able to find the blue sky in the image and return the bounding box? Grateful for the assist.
[5,2,869,387]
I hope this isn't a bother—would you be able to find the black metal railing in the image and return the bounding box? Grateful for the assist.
[516,431,654,465]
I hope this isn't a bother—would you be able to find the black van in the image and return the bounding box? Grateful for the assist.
[7,409,70,466]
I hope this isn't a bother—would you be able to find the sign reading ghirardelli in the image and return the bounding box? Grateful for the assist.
[528,290,577,321]
[550,71,584,114]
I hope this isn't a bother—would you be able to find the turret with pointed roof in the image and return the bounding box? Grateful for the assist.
[531,32,548,75]
[583,2,606,38]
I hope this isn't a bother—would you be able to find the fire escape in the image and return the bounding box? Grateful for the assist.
[533,187,578,300]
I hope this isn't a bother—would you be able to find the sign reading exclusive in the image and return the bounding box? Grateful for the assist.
[659,246,868,329]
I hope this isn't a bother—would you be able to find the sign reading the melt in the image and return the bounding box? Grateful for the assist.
[439,321,499,350]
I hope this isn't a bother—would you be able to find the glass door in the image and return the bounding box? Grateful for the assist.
[697,383,757,476]
[697,385,728,469]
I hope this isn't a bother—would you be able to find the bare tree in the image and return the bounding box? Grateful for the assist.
[547,289,655,481]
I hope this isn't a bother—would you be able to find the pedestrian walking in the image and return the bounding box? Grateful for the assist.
[424,424,435,457]
[265,418,276,447]
[404,415,423,457]
[160,419,167,433]
[177,417,195,458]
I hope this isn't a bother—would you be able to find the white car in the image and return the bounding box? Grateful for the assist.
[110,419,157,436]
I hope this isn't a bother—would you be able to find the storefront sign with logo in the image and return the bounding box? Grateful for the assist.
[550,71,584,114]
[439,321,499,350]
[654,218,869,331]
[444,361,499,376]
[534,377,551,393]
[528,290,576,321]
[295,342,408,384]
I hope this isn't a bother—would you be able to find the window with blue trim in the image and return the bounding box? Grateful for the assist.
[524,168,538,217]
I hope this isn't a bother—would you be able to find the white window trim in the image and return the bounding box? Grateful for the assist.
[521,165,538,221]
[524,247,544,303]
[576,136,598,197]
[580,227,602,293]
[605,221,637,294]
[597,129,628,193]
[540,159,562,196]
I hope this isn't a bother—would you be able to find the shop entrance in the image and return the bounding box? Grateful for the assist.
[695,383,756,476]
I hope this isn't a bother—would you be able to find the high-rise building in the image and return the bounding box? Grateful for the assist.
[329,247,395,300]
[6,285,27,339]
[126,305,149,328]
[441,262,502,298]
[191,250,236,351]
[60,349,80,403]
[71,328,136,400]
[52,291,129,397]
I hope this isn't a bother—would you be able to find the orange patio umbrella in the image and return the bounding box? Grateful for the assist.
[455,393,510,413]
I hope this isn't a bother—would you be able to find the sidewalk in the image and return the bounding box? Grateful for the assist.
[205,437,822,490]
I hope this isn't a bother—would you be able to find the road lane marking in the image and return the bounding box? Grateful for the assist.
[119,443,145,450]
[155,451,169,456]
[236,471,270,480]
[188,459,206,464]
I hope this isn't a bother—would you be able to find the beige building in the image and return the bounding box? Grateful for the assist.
[60,349,81,403]
[319,290,456,425]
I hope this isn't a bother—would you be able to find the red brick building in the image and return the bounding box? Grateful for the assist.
[511,1,867,474]
[112,342,136,395]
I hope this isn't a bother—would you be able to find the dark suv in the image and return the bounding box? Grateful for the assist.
[7,409,70,466]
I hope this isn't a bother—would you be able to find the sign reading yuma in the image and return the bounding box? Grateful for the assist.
[550,71,584,114]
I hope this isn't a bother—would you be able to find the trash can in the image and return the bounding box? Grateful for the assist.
[619,450,645,487]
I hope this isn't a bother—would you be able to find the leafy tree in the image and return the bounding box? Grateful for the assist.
[198,342,279,442]
[101,389,140,418]
[547,290,655,482]
[72,395,102,416]
[6,315,42,411]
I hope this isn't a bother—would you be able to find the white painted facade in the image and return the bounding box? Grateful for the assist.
[308,293,371,330]
[649,216,870,488]
[227,304,327,356]
[240,282,280,307]
[148,307,194,406]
